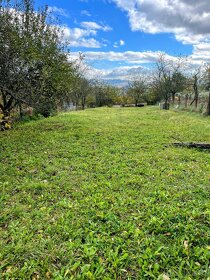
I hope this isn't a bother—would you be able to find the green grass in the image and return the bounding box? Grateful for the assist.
[0,107,210,279]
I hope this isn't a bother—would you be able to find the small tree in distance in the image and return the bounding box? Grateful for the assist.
[127,76,147,106]
[152,53,187,109]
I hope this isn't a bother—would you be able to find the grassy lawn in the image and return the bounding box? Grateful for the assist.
[0,107,210,279]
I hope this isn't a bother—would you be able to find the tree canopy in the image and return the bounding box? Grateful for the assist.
[0,0,76,123]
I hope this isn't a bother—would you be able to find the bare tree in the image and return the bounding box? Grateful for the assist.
[190,69,201,109]
[69,53,91,110]
[153,53,187,109]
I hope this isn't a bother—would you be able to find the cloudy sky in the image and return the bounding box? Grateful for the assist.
[36,0,210,82]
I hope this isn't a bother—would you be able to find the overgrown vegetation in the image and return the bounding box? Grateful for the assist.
[0,0,74,119]
[0,0,94,128]
[0,107,209,279]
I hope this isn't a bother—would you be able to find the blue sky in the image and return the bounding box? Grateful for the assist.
[36,0,210,82]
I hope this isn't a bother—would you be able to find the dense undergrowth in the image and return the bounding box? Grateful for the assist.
[0,107,209,279]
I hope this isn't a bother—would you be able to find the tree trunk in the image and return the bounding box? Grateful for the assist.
[75,100,79,110]
[178,95,181,107]
[2,107,10,117]
[195,95,198,108]
[1,95,14,117]
[206,92,210,116]
[19,103,23,120]
[81,96,86,110]
[185,94,188,108]
[191,74,199,108]
[163,99,170,110]
[172,92,175,106]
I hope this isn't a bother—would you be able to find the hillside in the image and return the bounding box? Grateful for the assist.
[0,107,209,279]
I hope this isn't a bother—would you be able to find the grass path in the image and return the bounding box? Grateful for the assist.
[0,107,210,279]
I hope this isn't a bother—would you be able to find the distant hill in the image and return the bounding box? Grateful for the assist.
[103,79,129,87]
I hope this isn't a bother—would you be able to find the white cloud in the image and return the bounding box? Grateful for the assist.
[81,10,91,17]
[72,63,145,82]
[111,0,210,46]
[63,27,96,40]
[103,65,144,80]
[175,33,210,45]
[81,21,112,31]
[48,6,69,17]
[113,40,125,48]
[69,51,175,82]
[72,50,174,64]
[191,43,210,64]
[60,19,112,48]
[70,0,210,79]
[107,0,210,66]
[74,38,102,48]
[62,26,102,48]
[70,49,210,82]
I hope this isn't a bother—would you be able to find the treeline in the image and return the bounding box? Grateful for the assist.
[0,0,71,117]
[124,53,210,114]
[1,0,210,131]
[0,0,127,130]
[0,0,94,129]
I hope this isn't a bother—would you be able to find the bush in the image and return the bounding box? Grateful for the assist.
[0,114,12,131]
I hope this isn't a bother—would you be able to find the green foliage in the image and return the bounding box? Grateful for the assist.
[0,113,12,130]
[143,88,160,105]
[0,107,210,279]
[204,65,210,91]
[91,83,119,107]
[171,71,187,93]
[127,77,147,106]
[0,0,75,119]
